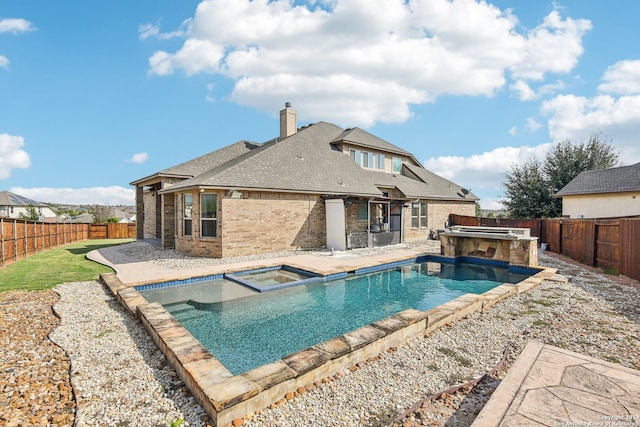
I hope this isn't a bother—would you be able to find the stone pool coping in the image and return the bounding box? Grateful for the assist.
[100,252,561,427]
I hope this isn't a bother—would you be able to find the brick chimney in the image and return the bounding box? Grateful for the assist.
[279,102,297,139]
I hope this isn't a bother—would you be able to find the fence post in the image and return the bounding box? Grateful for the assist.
[1,218,4,267]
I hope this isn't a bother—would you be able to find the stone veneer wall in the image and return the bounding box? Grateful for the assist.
[440,235,538,267]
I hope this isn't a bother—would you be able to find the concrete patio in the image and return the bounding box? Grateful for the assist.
[473,341,640,427]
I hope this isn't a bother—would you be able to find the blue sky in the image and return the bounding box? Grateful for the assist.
[1,1,639,209]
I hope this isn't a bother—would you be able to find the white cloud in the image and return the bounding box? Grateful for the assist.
[424,143,553,191]
[527,117,542,132]
[138,20,191,41]
[508,10,591,81]
[1,18,35,71]
[511,79,565,101]
[138,23,160,40]
[478,196,504,211]
[541,91,640,164]
[146,0,590,127]
[598,60,640,95]
[10,186,136,205]
[509,126,517,136]
[0,18,35,34]
[129,152,148,163]
[149,39,224,76]
[0,133,31,179]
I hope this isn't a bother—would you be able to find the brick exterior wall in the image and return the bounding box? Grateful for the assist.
[166,187,475,258]
[142,191,157,239]
[221,192,325,257]
[404,200,475,242]
[173,191,326,258]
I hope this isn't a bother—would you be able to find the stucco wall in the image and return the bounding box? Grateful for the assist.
[562,192,640,218]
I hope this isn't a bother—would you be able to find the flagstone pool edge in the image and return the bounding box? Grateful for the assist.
[100,262,559,426]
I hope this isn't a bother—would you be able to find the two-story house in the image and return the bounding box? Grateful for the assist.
[130,104,478,258]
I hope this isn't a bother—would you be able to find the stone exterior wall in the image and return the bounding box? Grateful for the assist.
[440,234,538,267]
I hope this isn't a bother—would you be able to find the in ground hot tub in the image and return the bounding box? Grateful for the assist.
[440,225,538,267]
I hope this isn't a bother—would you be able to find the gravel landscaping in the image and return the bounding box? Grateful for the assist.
[1,244,639,427]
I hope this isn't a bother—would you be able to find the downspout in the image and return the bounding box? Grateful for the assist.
[308,195,311,250]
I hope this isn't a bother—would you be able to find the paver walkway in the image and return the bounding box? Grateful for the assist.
[473,341,640,427]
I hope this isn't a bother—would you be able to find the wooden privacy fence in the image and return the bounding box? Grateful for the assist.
[449,214,640,282]
[541,218,640,282]
[0,218,136,268]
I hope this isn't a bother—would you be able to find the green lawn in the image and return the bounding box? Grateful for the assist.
[0,239,133,292]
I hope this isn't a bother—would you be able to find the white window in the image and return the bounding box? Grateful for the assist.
[362,151,370,168]
[411,201,428,228]
[183,194,192,236]
[392,157,402,173]
[349,149,361,166]
[200,193,217,238]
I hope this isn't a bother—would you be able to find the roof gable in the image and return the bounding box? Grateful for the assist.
[400,164,479,200]
[331,127,412,157]
[555,162,640,197]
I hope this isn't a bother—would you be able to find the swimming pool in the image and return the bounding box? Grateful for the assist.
[138,258,533,375]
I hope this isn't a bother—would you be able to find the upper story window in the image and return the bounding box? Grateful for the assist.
[200,193,217,238]
[392,157,402,173]
[183,194,193,236]
[350,148,385,171]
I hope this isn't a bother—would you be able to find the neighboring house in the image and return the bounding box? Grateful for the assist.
[0,191,57,220]
[130,104,478,258]
[554,162,640,219]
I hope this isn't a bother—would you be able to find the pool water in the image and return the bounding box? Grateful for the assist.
[159,261,531,375]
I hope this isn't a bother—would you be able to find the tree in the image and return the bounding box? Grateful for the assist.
[19,205,40,221]
[501,133,620,218]
[475,202,482,217]
[543,134,619,214]
[502,159,555,218]
[88,205,113,223]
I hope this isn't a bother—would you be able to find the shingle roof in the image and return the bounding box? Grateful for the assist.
[554,162,640,197]
[0,191,48,207]
[332,128,412,156]
[155,122,475,202]
[395,164,479,200]
[162,122,382,196]
[130,141,260,185]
